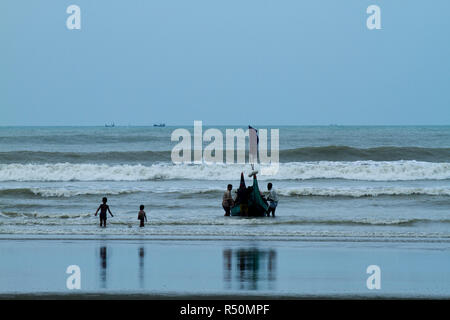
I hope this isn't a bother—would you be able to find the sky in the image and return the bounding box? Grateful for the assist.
[1,0,449,126]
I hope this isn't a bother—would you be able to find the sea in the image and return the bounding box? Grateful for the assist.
[0,125,449,242]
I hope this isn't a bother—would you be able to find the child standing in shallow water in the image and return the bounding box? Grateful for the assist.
[138,205,147,227]
[95,197,114,227]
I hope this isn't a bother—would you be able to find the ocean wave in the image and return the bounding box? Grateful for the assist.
[0,186,222,198]
[1,228,449,240]
[0,212,92,219]
[280,146,450,162]
[0,161,449,182]
[141,218,450,227]
[0,150,171,164]
[278,186,450,197]
[1,186,449,198]
[0,187,138,198]
[1,211,450,227]
[1,146,449,164]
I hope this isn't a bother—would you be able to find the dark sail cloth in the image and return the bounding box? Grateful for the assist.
[234,172,248,216]
[231,173,248,216]
[234,173,247,204]
[231,173,268,217]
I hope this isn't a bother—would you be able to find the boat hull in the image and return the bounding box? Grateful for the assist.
[230,175,269,217]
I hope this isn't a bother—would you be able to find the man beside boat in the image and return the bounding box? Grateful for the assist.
[222,184,234,216]
[265,183,278,217]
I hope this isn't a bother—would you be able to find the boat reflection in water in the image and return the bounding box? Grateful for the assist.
[223,248,276,291]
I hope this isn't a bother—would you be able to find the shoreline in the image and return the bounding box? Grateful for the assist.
[1,292,448,300]
[1,234,450,243]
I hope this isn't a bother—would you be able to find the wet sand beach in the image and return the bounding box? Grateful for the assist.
[1,237,449,298]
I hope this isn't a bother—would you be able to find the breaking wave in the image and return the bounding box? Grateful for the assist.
[0,161,449,182]
[280,146,450,162]
[1,146,449,164]
[0,151,171,164]
[1,211,450,227]
[1,186,450,198]
[0,187,138,198]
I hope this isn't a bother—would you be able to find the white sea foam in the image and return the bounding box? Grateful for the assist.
[1,185,449,198]
[2,209,450,227]
[1,210,450,239]
[278,186,450,197]
[0,223,449,239]
[29,188,136,198]
[0,161,449,182]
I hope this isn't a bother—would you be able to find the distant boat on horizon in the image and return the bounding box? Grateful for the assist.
[105,123,115,127]
[153,123,165,127]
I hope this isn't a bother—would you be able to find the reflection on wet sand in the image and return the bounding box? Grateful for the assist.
[99,246,107,289]
[138,247,145,289]
[223,248,276,291]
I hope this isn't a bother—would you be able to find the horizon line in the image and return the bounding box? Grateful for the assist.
[0,124,449,128]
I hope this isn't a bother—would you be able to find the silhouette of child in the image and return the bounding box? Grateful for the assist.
[138,205,147,227]
[95,197,114,227]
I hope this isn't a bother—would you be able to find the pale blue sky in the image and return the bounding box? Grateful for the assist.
[1,0,449,126]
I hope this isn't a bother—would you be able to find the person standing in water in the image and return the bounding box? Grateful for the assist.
[138,205,148,227]
[266,183,278,217]
[222,184,234,216]
[95,197,114,227]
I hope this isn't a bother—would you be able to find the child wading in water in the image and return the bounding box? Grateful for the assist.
[138,205,147,227]
[95,197,114,227]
